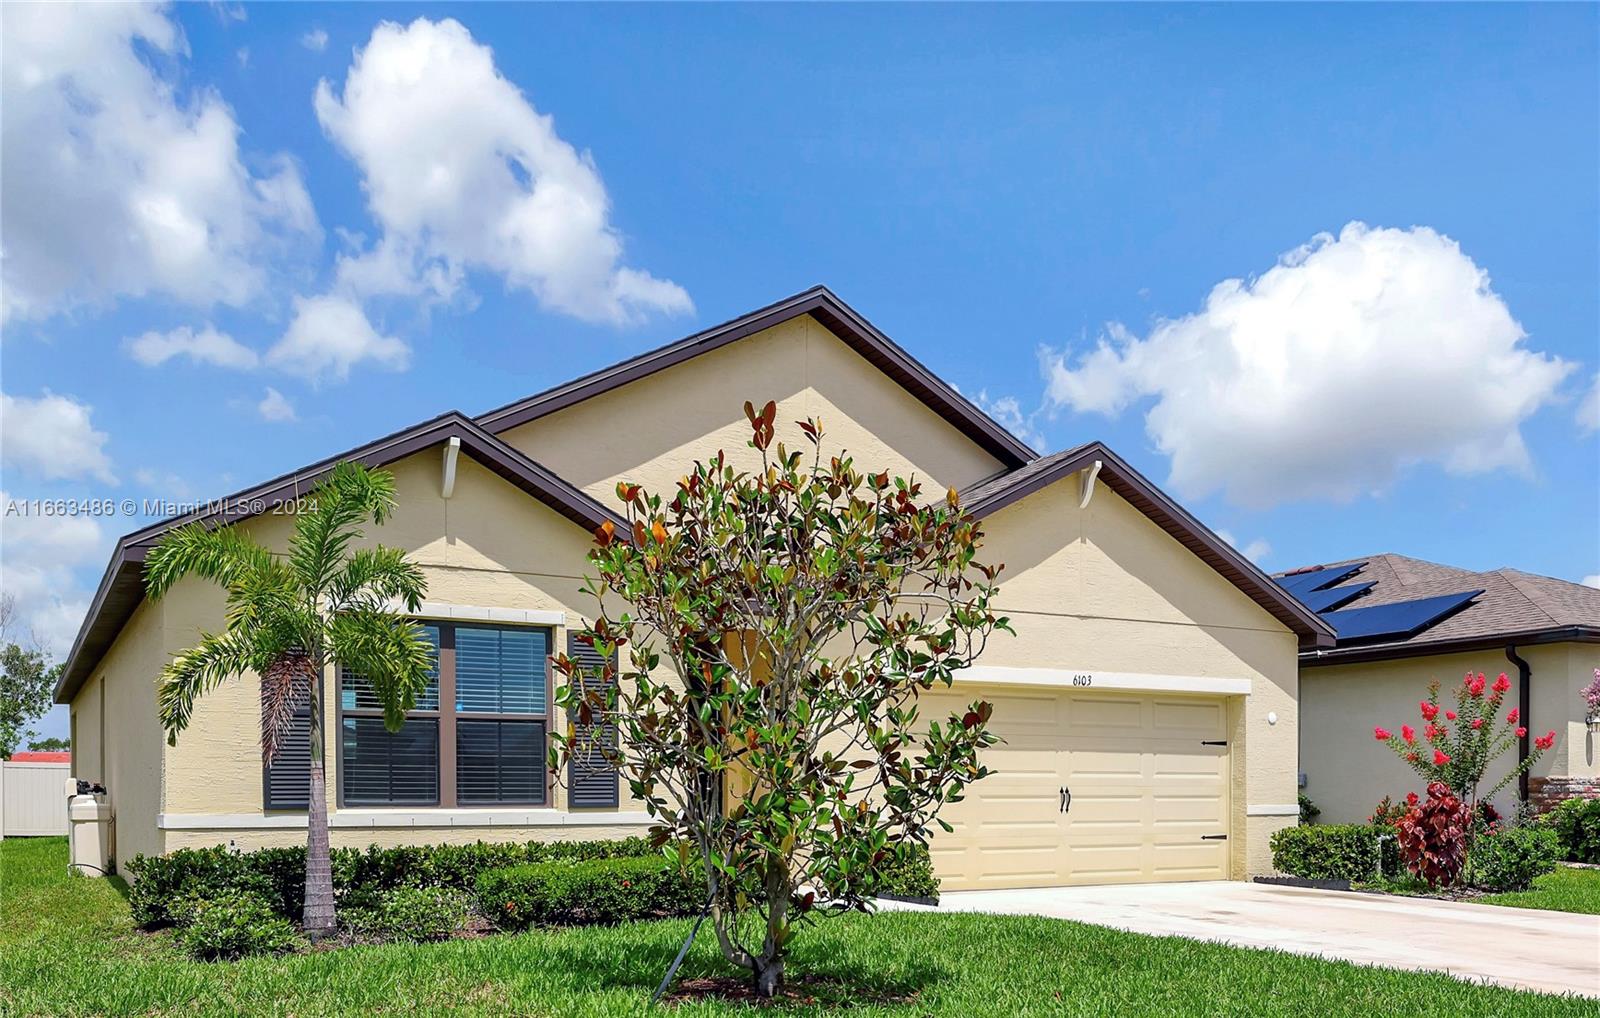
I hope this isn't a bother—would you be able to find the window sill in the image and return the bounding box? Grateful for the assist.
[158,809,653,831]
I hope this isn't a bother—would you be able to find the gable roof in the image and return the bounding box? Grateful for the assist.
[1279,553,1600,665]
[475,285,1038,468]
[53,413,624,705]
[961,442,1337,649]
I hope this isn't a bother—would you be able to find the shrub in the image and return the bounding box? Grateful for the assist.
[1298,794,1321,825]
[174,894,301,961]
[1543,796,1600,864]
[126,836,658,929]
[1471,826,1560,892]
[1368,794,1410,827]
[1396,781,1470,888]
[875,845,939,901]
[1269,824,1382,881]
[476,856,704,930]
[342,886,473,943]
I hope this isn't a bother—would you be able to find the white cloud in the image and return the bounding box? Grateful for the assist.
[1041,223,1575,508]
[125,324,260,370]
[1583,575,1600,590]
[257,387,297,422]
[0,490,106,657]
[313,17,691,325]
[1577,373,1600,436]
[1215,529,1271,565]
[266,294,409,383]
[974,390,1045,452]
[0,3,318,322]
[0,392,116,484]
[300,28,329,52]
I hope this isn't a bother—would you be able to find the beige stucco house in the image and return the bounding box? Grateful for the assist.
[1285,554,1600,823]
[55,287,1333,889]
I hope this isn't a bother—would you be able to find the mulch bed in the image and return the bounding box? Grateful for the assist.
[663,975,919,1008]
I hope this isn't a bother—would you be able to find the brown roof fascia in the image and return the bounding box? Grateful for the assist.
[1300,625,1600,668]
[55,413,624,704]
[473,285,1038,468]
[962,442,1338,649]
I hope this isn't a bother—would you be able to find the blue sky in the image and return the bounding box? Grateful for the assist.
[3,4,1597,742]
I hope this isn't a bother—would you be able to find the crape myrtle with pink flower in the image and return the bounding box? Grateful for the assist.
[1371,671,1557,887]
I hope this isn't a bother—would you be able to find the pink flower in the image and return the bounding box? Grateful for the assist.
[1507,707,1519,724]
[1433,749,1451,766]
[1405,791,1420,806]
[1466,675,1486,698]
[1401,724,1416,744]
[1535,731,1556,751]
[1374,726,1393,741]
[1420,701,1439,721]
[1445,710,1457,721]
[1515,726,1527,738]
[1492,673,1512,694]
[1424,722,1440,740]
[1470,718,1484,730]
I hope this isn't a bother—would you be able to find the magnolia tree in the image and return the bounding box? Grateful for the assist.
[550,402,1009,998]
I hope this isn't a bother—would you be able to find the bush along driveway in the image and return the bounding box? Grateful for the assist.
[7,838,1600,1016]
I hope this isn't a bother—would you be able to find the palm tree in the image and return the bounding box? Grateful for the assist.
[145,462,433,934]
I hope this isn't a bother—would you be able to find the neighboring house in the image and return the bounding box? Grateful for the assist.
[53,287,1332,889]
[1281,554,1600,823]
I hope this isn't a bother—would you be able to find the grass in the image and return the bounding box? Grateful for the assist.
[2,837,1592,1017]
[1478,866,1600,915]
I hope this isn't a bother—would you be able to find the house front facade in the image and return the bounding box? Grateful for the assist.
[1283,554,1600,823]
[56,287,1332,890]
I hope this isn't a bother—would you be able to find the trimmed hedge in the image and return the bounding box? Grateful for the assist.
[341,886,473,943]
[126,837,656,928]
[174,894,301,961]
[876,846,940,902]
[477,857,704,930]
[1543,797,1600,864]
[1471,826,1561,892]
[1270,824,1387,882]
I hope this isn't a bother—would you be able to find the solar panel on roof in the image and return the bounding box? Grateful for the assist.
[1276,562,1367,597]
[1300,582,1375,614]
[1321,589,1482,643]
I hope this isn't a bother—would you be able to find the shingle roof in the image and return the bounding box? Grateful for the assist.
[1280,553,1600,663]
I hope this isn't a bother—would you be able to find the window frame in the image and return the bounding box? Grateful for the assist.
[334,620,554,809]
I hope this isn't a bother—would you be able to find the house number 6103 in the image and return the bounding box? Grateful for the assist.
[1072,674,1093,686]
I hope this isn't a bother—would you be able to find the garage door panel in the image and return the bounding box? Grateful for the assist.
[928,687,1231,891]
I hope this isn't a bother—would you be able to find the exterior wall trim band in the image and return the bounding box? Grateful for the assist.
[952,666,1251,696]
[158,810,654,831]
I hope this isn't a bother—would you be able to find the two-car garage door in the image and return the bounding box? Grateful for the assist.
[924,687,1232,890]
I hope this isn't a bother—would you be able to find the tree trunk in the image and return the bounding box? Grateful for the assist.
[302,698,336,935]
[753,956,784,999]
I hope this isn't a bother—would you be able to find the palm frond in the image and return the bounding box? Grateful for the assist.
[157,629,260,743]
[328,545,427,615]
[144,523,275,601]
[260,649,317,762]
[329,611,435,730]
[288,463,399,596]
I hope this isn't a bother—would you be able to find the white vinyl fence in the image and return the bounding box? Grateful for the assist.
[0,760,71,837]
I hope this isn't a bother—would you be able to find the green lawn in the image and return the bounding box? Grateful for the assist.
[2,837,1591,1017]
[1479,866,1600,915]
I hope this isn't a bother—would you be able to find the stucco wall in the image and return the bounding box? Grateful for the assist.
[499,314,1007,500]
[69,597,166,872]
[974,474,1302,877]
[163,824,650,853]
[1300,642,1597,824]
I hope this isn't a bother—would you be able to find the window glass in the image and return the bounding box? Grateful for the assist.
[341,716,439,805]
[456,719,546,804]
[456,625,546,714]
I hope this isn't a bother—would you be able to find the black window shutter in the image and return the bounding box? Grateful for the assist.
[566,631,619,808]
[263,693,311,811]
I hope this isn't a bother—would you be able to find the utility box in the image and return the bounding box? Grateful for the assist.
[67,785,112,877]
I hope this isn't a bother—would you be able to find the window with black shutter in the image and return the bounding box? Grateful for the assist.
[333,620,552,808]
[566,632,619,809]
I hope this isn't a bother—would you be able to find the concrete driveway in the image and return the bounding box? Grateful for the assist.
[881,881,1600,998]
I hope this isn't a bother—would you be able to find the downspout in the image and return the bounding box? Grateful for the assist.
[1506,645,1531,805]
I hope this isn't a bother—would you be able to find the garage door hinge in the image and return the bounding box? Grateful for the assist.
[1201,834,1228,841]
[1201,740,1228,747]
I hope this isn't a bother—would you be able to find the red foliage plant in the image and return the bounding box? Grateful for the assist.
[1395,782,1471,888]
